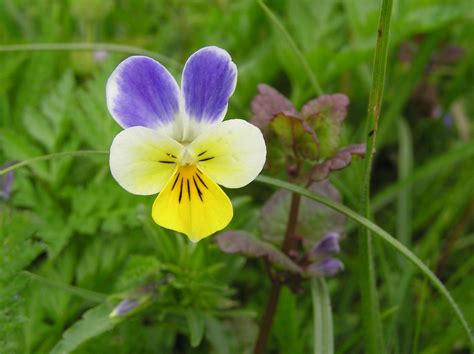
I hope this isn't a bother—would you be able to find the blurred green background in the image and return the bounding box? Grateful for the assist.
[0,0,473,353]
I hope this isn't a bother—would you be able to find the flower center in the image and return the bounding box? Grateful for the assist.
[179,148,195,166]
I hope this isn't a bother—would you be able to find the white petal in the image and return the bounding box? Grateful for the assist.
[188,119,266,188]
[109,126,183,195]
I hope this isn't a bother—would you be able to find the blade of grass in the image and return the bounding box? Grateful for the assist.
[359,0,393,352]
[412,279,429,354]
[311,278,333,354]
[385,119,414,352]
[0,42,181,68]
[396,119,413,247]
[257,0,323,96]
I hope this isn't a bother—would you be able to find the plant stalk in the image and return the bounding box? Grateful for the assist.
[253,192,301,354]
[358,0,393,353]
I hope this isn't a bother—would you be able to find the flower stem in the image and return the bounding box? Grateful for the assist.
[253,192,301,354]
[253,280,282,354]
[358,0,393,353]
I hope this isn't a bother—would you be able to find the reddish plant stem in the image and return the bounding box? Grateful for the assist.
[253,281,282,354]
[253,192,301,354]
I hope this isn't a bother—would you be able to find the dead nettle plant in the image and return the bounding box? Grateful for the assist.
[216,84,366,352]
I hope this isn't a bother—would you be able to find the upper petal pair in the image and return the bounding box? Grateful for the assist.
[106,46,237,135]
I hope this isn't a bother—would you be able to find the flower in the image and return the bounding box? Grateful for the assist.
[106,46,266,242]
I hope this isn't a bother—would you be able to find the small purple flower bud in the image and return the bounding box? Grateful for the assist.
[307,258,344,277]
[110,298,139,317]
[0,165,14,200]
[443,113,453,127]
[312,232,341,257]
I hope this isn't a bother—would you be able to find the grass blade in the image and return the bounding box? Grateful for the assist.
[358,0,394,352]
[311,278,333,354]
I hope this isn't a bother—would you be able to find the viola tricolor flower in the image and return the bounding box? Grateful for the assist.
[107,46,266,242]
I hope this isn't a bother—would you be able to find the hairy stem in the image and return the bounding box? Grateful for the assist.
[253,192,301,354]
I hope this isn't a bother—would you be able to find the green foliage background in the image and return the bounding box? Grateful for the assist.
[0,0,473,353]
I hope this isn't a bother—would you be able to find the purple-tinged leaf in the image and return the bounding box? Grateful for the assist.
[301,94,349,122]
[250,84,298,134]
[270,113,320,160]
[308,144,366,182]
[306,258,344,277]
[216,231,302,274]
[260,180,346,250]
[301,94,350,158]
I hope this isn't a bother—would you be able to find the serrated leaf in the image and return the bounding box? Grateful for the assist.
[50,302,117,354]
[0,128,49,179]
[22,107,56,151]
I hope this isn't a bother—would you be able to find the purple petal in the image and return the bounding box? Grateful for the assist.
[312,232,341,256]
[107,56,180,129]
[112,299,139,316]
[182,46,237,123]
[307,258,344,277]
[0,163,14,200]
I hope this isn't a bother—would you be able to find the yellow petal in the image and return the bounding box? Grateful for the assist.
[152,165,233,242]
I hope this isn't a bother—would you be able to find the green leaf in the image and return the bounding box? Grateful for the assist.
[273,287,304,354]
[50,302,118,354]
[186,308,205,348]
[116,255,161,290]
